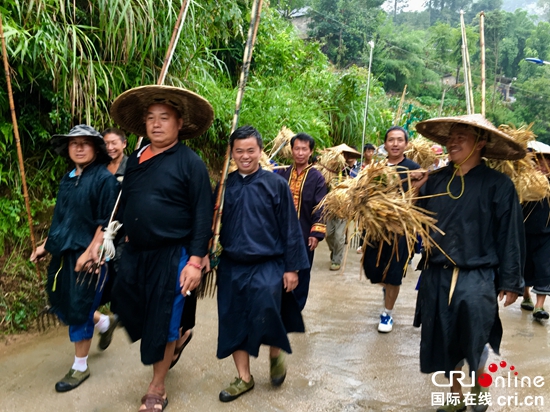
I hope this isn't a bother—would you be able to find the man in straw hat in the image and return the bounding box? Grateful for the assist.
[520,142,550,321]
[414,114,525,412]
[277,132,327,310]
[363,126,423,333]
[30,125,119,392]
[108,85,214,411]
[216,125,309,402]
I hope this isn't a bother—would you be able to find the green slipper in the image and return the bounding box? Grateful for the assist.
[533,307,549,320]
[219,376,254,402]
[98,314,119,351]
[521,297,534,311]
[55,368,90,392]
[270,351,287,386]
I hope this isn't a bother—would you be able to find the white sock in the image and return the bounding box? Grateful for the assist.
[72,355,88,372]
[382,308,393,316]
[95,314,110,333]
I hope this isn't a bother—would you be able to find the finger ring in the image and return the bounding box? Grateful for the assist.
[186,290,191,296]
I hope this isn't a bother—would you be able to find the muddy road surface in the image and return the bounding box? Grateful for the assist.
[1,242,548,411]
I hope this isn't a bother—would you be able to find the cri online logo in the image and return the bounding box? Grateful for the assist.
[432,360,545,388]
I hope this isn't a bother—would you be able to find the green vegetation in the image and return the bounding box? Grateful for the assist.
[2,0,550,331]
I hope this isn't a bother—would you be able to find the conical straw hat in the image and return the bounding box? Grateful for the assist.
[415,114,525,160]
[329,143,362,158]
[110,85,214,139]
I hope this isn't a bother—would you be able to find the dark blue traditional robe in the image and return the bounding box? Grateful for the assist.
[113,143,213,365]
[523,194,550,288]
[217,168,310,359]
[414,162,525,375]
[278,164,327,309]
[45,161,118,325]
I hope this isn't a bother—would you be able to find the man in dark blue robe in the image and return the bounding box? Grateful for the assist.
[217,126,309,403]
[521,152,550,320]
[414,115,525,412]
[277,132,327,310]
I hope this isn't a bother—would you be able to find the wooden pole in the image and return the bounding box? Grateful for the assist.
[0,12,40,280]
[135,0,191,150]
[210,0,264,257]
[480,11,486,117]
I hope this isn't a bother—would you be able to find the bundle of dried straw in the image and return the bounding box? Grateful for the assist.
[267,126,295,160]
[317,162,445,262]
[406,137,438,169]
[314,147,348,187]
[487,124,550,203]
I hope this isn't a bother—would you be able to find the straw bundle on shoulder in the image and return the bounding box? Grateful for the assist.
[406,137,437,169]
[314,148,348,187]
[317,162,444,264]
[486,124,550,203]
[267,126,295,160]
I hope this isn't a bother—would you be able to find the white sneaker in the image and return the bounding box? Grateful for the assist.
[378,313,393,333]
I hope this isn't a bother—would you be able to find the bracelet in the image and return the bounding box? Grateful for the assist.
[186,261,202,270]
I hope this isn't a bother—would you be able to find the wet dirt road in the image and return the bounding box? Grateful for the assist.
[1,242,549,411]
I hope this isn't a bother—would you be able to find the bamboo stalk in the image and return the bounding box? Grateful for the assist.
[0,12,40,280]
[135,0,191,150]
[460,11,472,115]
[480,11,486,117]
[210,0,264,257]
[394,84,407,124]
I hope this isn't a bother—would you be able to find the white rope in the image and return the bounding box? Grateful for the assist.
[102,220,123,260]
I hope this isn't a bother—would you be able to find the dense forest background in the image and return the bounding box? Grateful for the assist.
[2,0,550,331]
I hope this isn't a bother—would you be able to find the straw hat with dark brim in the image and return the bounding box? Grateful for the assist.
[51,124,111,164]
[110,85,214,140]
[415,114,526,161]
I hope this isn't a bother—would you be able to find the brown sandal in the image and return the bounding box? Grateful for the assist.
[139,393,168,411]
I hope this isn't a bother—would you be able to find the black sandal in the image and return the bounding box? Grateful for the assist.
[169,330,193,369]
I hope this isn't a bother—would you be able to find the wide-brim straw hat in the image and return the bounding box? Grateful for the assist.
[415,114,526,160]
[51,124,111,164]
[110,85,214,139]
[329,143,362,159]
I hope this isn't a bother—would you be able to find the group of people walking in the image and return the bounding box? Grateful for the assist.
[30,83,548,412]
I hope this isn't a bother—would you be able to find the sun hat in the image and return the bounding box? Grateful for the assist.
[431,144,444,155]
[329,143,362,159]
[110,85,214,140]
[415,114,526,160]
[51,124,111,164]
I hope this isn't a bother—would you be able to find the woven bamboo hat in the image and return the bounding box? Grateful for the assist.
[330,143,362,159]
[415,114,526,160]
[110,85,214,139]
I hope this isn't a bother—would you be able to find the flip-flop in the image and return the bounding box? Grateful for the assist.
[169,330,193,369]
[139,393,168,411]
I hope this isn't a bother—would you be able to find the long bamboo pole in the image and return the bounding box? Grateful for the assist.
[0,13,40,280]
[460,11,472,115]
[463,14,475,113]
[134,0,191,150]
[480,11,486,117]
[210,0,264,258]
[394,84,407,125]
[360,40,374,167]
